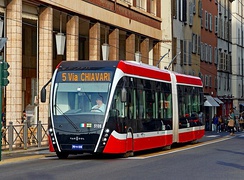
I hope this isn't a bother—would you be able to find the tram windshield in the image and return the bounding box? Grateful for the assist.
[50,69,114,133]
[53,82,110,115]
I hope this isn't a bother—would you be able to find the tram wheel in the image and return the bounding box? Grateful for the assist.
[191,140,198,144]
[122,151,134,158]
[56,152,69,159]
[162,145,171,150]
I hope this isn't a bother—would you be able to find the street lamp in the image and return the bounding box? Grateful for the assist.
[135,35,141,62]
[135,51,142,62]
[0,18,3,38]
[102,26,109,60]
[55,13,66,55]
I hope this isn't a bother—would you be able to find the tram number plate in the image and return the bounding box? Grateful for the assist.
[72,145,83,150]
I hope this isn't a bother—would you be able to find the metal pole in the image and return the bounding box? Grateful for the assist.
[23,121,28,149]
[167,51,181,70]
[0,56,2,161]
[37,121,42,147]
[8,121,13,151]
[156,49,170,68]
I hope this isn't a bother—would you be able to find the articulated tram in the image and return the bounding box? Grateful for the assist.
[41,60,204,159]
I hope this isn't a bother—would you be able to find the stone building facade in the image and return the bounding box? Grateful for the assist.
[0,0,163,129]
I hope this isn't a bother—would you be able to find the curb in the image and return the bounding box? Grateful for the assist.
[1,146,49,155]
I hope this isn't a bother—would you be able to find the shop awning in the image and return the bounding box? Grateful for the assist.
[204,95,220,107]
[214,97,224,104]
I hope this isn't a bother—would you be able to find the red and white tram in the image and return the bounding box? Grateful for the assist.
[41,60,204,159]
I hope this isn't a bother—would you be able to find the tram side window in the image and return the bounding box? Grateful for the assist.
[136,79,145,119]
[178,85,202,128]
[145,80,155,119]
[126,83,136,120]
[157,82,172,130]
[113,89,124,117]
[158,83,172,118]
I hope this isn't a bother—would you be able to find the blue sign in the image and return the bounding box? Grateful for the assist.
[72,145,83,150]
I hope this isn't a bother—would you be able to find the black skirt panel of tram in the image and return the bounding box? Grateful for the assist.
[56,133,100,152]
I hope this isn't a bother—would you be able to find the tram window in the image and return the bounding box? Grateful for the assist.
[177,85,203,127]
[136,79,145,119]
[126,88,136,119]
[158,83,172,119]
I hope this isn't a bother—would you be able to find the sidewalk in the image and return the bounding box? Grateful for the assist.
[0,146,51,163]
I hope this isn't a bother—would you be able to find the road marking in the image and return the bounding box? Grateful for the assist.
[126,136,233,160]
[205,135,220,138]
[40,156,58,160]
[0,154,55,165]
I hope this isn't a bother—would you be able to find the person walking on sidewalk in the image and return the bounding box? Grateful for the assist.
[228,109,235,136]
[212,114,218,132]
[217,115,223,133]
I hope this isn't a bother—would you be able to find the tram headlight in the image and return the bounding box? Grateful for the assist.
[104,134,109,137]
[105,128,110,133]
[102,138,107,142]
[49,128,53,133]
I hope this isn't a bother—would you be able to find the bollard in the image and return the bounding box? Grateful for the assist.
[8,121,13,151]
[37,121,42,147]
[23,121,28,149]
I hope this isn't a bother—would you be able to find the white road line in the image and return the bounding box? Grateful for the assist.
[205,135,221,138]
[125,136,233,160]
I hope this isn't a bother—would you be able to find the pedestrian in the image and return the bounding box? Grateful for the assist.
[228,109,235,136]
[235,115,240,132]
[198,111,203,124]
[239,113,244,131]
[1,112,6,128]
[205,114,210,131]
[217,115,223,133]
[21,110,26,123]
[212,114,218,132]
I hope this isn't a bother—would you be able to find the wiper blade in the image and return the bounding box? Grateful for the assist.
[55,105,81,132]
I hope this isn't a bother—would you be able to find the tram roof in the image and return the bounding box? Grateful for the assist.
[57,60,202,86]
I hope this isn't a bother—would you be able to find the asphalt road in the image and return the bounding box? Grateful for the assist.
[0,131,243,180]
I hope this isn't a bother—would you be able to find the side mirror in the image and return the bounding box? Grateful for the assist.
[40,87,46,103]
[121,87,127,102]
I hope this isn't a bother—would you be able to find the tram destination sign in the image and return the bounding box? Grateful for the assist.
[59,72,112,82]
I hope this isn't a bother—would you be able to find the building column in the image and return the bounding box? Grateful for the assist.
[6,0,22,124]
[38,7,53,125]
[153,42,160,67]
[89,22,100,60]
[66,16,79,61]
[126,34,135,60]
[109,28,119,60]
[140,38,149,64]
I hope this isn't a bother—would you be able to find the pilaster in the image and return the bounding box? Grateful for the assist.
[66,16,79,60]
[6,0,22,124]
[126,34,135,60]
[109,28,119,60]
[38,7,53,124]
[89,23,100,60]
[140,38,149,64]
